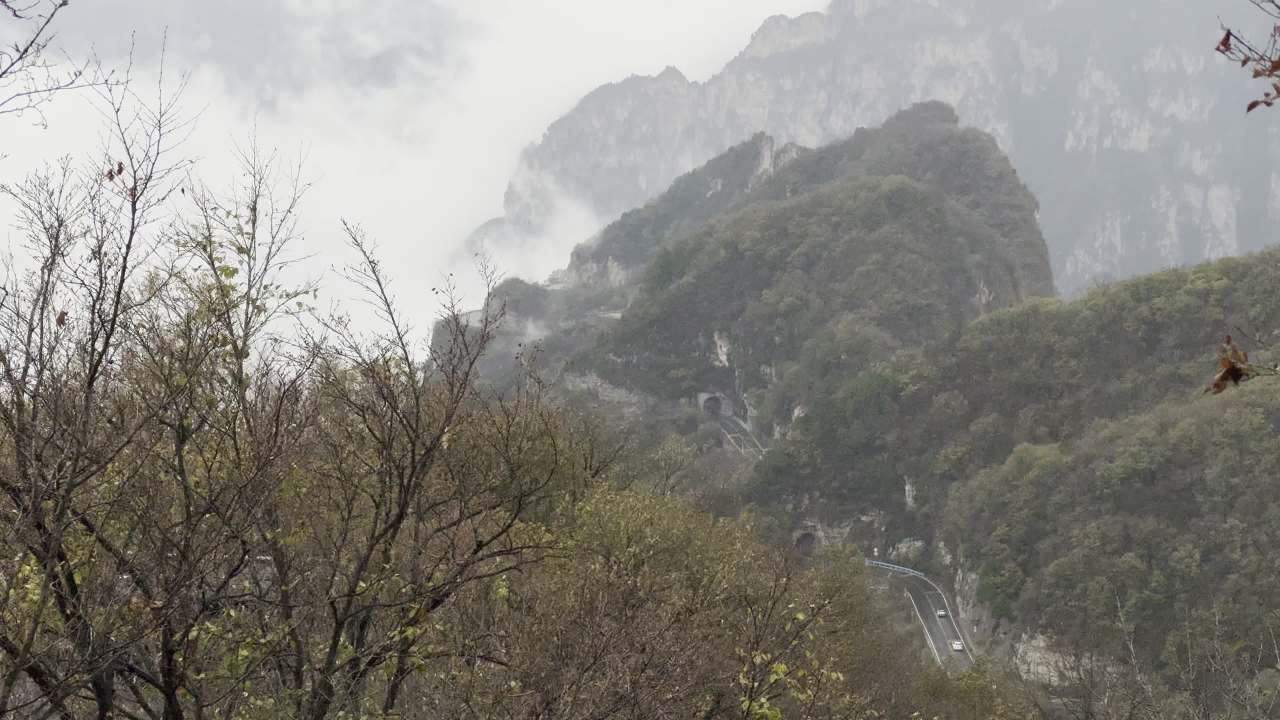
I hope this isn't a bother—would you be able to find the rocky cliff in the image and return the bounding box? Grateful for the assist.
[582,102,1054,427]
[474,0,1270,295]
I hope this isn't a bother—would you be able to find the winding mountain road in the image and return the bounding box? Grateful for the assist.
[866,560,975,672]
[707,413,975,672]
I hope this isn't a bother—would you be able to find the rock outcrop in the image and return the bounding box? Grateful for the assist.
[475,0,1267,295]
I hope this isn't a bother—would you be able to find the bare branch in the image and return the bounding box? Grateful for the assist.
[0,1,117,125]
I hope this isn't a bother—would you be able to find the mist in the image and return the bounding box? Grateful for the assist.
[1,0,827,327]
[8,2,1280,717]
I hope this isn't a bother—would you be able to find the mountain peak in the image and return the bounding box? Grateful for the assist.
[478,0,1270,296]
[738,11,832,61]
[656,65,687,82]
[826,0,888,18]
[883,101,961,131]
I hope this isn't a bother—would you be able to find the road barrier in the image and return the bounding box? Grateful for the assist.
[865,559,976,663]
[864,559,926,578]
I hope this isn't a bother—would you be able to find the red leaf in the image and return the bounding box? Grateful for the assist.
[1248,99,1263,112]
[1219,30,1233,52]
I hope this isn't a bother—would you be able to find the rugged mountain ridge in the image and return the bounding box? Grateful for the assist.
[581,102,1054,410]
[466,103,1053,409]
[562,132,808,289]
[474,0,1270,295]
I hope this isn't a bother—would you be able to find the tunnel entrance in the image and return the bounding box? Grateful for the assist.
[794,532,817,557]
[702,395,723,417]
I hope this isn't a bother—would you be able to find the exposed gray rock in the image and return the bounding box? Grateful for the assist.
[476,0,1268,295]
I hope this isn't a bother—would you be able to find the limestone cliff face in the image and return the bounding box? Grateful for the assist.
[477,0,1269,295]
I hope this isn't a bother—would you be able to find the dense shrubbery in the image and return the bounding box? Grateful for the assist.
[944,380,1280,716]
[751,247,1280,521]
[739,247,1280,715]
[587,105,1054,431]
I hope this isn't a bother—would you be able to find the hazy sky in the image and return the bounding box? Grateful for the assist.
[0,0,828,323]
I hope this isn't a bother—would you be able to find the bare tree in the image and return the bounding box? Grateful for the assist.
[0,58,194,718]
[0,66,585,715]
[1166,606,1280,720]
[1,0,111,123]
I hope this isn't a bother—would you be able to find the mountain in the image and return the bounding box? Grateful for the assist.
[580,102,1054,410]
[473,0,1270,296]
[463,91,1280,712]
[736,235,1280,686]
[561,131,809,290]
[467,103,1051,401]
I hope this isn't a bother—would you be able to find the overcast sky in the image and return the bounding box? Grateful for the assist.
[0,0,828,325]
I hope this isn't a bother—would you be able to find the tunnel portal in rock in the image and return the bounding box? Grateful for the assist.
[702,394,724,416]
[794,531,818,557]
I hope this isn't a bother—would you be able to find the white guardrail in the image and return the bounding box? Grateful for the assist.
[864,559,976,664]
[864,559,926,578]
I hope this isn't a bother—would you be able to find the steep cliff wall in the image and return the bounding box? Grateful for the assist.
[477,0,1268,295]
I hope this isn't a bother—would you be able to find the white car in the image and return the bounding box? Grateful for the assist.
[951,640,965,652]
[936,609,947,618]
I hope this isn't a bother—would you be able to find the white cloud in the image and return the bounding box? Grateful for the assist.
[1,0,827,330]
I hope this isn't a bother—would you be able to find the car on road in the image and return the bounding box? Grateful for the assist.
[951,640,965,652]
[936,609,947,617]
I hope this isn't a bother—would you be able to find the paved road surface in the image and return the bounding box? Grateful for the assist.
[899,574,974,672]
[719,415,764,459]
[866,561,974,672]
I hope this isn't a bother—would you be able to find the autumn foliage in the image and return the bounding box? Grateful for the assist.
[1216,1,1280,111]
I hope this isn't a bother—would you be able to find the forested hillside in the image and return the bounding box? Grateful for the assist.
[752,247,1280,712]
[580,102,1051,475]
[437,91,1280,717]
[472,91,1280,718]
[476,102,1054,403]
